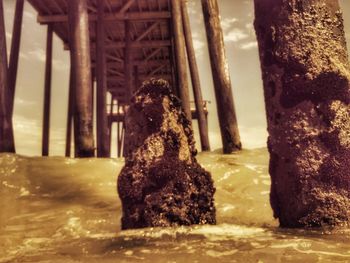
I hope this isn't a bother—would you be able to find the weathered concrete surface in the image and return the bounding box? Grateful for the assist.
[118,79,216,229]
[254,0,350,227]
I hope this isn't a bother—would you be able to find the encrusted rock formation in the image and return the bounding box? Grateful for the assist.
[254,0,350,227]
[117,79,216,230]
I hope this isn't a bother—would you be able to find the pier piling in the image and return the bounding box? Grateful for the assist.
[96,0,110,158]
[201,0,241,153]
[171,0,191,122]
[181,0,210,151]
[42,25,53,157]
[68,0,95,158]
[255,0,350,227]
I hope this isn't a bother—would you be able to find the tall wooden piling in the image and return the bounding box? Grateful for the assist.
[168,20,179,97]
[171,0,191,122]
[255,0,350,227]
[96,0,110,157]
[42,25,53,156]
[65,64,74,157]
[0,0,13,153]
[124,21,133,101]
[181,0,210,151]
[8,0,24,115]
[68,0,95,158]
[6,0,24,153]
[108,95,114,154]
[201,0,241,153]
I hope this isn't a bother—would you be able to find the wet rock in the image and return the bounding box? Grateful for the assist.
[254,0,350,227]
[117,79,216,230]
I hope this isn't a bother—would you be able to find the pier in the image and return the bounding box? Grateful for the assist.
[0,0,241,157]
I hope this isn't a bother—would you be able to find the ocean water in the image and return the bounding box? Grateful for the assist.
[1,148,350,263]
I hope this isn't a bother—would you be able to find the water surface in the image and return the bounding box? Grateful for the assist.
[1,148,349,262]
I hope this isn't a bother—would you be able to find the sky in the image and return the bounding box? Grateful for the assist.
[3,0,350,157]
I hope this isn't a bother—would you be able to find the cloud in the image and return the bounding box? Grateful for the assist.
[187,1,198,16]
[221,17,238,31]
[225,28,249,43]
[239,125,268,149]
[6,32,12,41]
[23,48,68,71]
[13,114,67,156]
[28,48,46,62]
[239,41,258,50]
[23,10,35,20]
[192,32,206,56]
[19,52,29,60]
[52,59,69,71]
[16,98,36,106]
[13,115,41,156]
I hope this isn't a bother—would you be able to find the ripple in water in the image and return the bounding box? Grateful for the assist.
[1,149,350,262]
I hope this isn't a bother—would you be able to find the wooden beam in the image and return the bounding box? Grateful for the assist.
[181,0,210,151]
[134,65,140,90]
[106,53,123,63]
[144,48,162,61]
[0,0,14,152]
[119,0,135,14]
[37,11,171,24]
[64,40,171,50]
[109,108,207,123]
[124,21,133,100]
[108,68,124,77]
[91,59,169,69]
[147,64,165,78]
[108,74,171,83]
[201,0,241,153]
[68,0,95,158]
[96,0,110,158]
[42,25,53,157]
[136,22,159,41]
[171,0,191,121]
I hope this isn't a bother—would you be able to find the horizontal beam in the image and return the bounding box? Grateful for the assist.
[92,60,170,69]
[38,11,171,24]
[108,109,207,123]
[64,40,171,50]
[107,74,171,83]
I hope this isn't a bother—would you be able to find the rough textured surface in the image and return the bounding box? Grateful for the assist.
[118,79,216,230]
[254,0,350,227]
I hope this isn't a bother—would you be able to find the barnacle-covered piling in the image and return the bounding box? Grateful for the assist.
[117,79,216,229]
[254,0,350,227]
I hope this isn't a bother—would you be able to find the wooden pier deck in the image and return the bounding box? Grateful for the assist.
[0,0,241,157]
